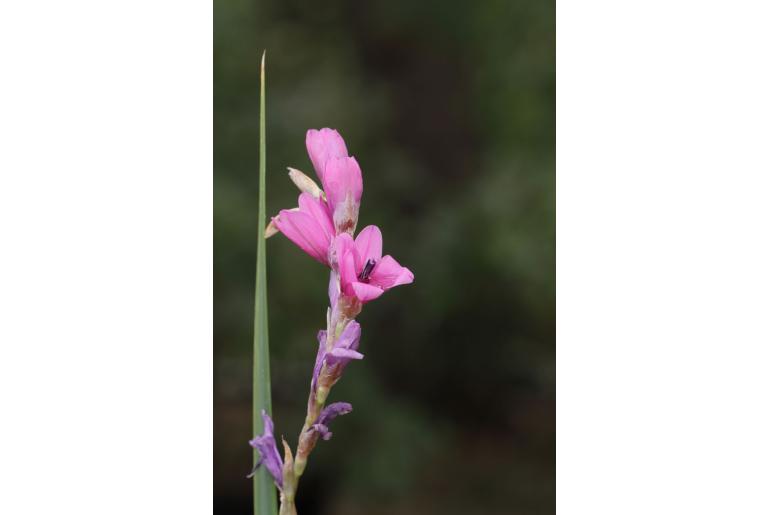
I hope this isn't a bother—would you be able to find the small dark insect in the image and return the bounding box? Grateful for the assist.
[358,259,376,281]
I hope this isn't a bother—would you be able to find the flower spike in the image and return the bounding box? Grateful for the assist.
[255,127,416,513]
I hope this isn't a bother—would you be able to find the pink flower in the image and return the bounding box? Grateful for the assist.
[306,128,348,183]
[271,129,363,263]
[273,192,334,265]
[332,225,414,303]
[321,155,362,235]
[306,129,362,235]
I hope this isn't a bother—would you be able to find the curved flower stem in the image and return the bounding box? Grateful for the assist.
[278,278,361,513]
[277,370,325,514]
[293,388,327,478]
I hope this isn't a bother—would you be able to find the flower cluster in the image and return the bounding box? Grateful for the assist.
[249,129,414,512]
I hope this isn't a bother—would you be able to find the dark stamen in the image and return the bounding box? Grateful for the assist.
[358,259,376,281]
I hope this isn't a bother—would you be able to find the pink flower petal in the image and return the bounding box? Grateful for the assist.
[328,270,340,307]
[351,282,384,302]
[298,192,334,241]
[306,128,348,182]
[354,225,383,269]
[327,347,364,361]
[273,209,331,265]
[322,156,363,214]
[369,255,414,290]
[330,233,357,271]
[337,319,361,349]
[338,241,360,296]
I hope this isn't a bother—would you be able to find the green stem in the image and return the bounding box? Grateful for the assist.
[278,499,297,515]
[290,298,358,486]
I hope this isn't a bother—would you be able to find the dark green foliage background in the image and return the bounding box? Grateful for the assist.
[215,1,554,513]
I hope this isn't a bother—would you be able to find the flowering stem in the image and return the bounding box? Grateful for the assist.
[278,500,297,515]
[277,280,361,513]
[253,125,414,515]
[293,391,325,478]
[278,440,298,515]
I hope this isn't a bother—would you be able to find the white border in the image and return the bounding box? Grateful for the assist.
[558,1,770,513]
[0,2,212,514]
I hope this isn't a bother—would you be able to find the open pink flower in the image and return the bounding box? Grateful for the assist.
[273,192,334,265]
[272,129,363,263]
[332,225,414,303]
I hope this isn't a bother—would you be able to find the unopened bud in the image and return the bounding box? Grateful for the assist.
[287,167,325,200]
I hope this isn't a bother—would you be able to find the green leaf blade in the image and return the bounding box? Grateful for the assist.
[253,51,278,515]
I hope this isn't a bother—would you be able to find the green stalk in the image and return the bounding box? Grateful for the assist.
[253,51,278,515]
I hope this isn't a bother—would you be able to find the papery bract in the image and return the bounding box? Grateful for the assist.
[247,410,284,489]
[287,167,325,200]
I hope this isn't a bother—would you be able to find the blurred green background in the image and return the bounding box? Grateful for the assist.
[214,0,554,513]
